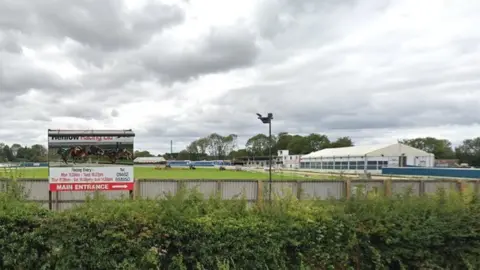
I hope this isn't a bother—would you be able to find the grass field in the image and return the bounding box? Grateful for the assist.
[0,167,317,180]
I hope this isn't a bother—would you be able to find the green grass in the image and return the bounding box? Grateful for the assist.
[0,167,317,180]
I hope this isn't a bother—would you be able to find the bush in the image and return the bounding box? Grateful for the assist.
[0,185,479,269]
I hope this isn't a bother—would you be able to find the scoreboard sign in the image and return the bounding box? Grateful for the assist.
[48,129,135,192]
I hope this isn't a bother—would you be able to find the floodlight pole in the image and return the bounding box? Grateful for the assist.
[268,119,272,202]
[257,113,274,203]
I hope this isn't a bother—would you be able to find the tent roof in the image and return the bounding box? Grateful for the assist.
[302,143,432,158]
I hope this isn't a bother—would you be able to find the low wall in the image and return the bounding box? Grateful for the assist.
[0,178,478,211]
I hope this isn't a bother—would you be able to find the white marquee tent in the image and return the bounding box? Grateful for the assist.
[300,143,434,173]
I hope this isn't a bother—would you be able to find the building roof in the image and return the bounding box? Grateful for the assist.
[134,157,166,163]
[302,143,433,159]
[48,129,135,136]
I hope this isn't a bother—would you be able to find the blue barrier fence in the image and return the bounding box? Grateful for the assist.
[166,160,232,167]
[382,167,480,179]
[0,162,48,168]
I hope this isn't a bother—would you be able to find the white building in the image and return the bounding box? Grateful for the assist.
[300,143,434,174]
[277,150,301,169]
[134,157,166,164]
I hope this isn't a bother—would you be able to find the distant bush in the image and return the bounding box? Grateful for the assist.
[0,183,479,269]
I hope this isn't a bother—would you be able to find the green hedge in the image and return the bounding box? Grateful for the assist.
[0,189,480,269]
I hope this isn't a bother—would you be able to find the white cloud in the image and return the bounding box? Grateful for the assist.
[1,0,480,154]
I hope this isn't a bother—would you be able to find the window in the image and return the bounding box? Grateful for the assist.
[378,161,388,169]
[367,160,378,170]
[349,161,357,170]
[333,162,341,170]
[326,161,334,169]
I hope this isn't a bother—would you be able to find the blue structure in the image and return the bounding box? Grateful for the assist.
[382,167,480,179]
[167,160,191,167]
[0,162,48,168]
[166,160,232,167]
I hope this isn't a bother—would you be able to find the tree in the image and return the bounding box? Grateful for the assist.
[186,138,208,160]
[245,132,351,156]
[230,148,249,159]
[134,150,154,158]
[183,134,238,160]
[16,146,31,161]
[0,143,6,162]
[275,132,294,151]
[305,133,330,152]
[177,150,190,160]
[206,133,238,159]
[2,145,14,161]
[330,136,354,148]
[401,137,455,159]
[455,137,480,166]
[245,134,271,156]
[286,135,310,154]
[31,144,47,161]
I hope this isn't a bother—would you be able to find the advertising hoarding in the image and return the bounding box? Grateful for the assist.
[48,129,135,192]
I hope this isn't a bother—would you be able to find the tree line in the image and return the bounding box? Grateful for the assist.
[2,135,480,166]
[0,143,47,163]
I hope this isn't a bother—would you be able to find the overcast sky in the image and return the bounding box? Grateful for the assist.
[1,0,480,154]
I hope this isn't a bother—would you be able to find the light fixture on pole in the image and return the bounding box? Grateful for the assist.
[256,113,273,202]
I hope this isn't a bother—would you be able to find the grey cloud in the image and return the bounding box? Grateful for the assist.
[207,64,480,132]
[140,26,259,83]
[0,34,22,53]
[0,54,76,98]
[2,0,480,155]
[111,109,119,117]
[0,0,185,51]
[71,26,260,92]
[59,106,106,120]
[4,91,114,122]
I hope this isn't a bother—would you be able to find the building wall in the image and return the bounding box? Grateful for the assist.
[244,158,282,168]
[277,150,301,169]
[300,154,434,173]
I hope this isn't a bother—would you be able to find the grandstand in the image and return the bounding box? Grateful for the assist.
[166,160,232,167]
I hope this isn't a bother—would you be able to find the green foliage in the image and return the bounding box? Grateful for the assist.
[0,186,480,269]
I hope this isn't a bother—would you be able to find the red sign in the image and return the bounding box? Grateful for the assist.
[49,182,134,192]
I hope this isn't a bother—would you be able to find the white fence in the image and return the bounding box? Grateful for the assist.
[0,178,478,211]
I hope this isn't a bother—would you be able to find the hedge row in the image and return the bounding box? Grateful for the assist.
[1,188,480,269]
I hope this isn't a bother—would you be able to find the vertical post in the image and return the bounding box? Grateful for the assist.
[170,140,173,159]
[457,180,466,193]
[384,179,392,197]
[296,180,302,200]
[257,180,263,206]
[48,190,52,210]
[345,179,351,199]
[55,191,59,211]
[364,155,367,175]
[419,180,426,196]
[216,180,222,198]
[268,121,272,203]
[134,179,140,199]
